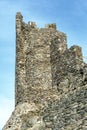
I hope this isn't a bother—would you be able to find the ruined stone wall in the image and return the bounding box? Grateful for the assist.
[42,63,87,129]
[3,12,87,130]
[43,84,87,130]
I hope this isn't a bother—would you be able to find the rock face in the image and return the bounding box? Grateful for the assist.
[3,12,87,130]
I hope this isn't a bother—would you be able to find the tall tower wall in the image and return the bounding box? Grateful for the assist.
[3,12,87,130]
[15,12,67,106]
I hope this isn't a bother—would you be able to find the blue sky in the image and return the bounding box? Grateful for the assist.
[0,0,87,129]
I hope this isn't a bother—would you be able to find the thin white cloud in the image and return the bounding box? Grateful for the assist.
[0,96,14,130]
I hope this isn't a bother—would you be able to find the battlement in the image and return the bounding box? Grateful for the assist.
[28,21,37,28]
[16,12,57,31]
[45,23,56,29]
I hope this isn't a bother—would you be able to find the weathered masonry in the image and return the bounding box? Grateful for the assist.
[15,12,67,106]
[3,12,87,130]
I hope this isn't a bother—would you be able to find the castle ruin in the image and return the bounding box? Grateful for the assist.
[3,12,87,130]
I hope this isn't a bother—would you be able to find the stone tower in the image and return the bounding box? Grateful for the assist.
[3,12,87,130]
[15,12,67,106]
